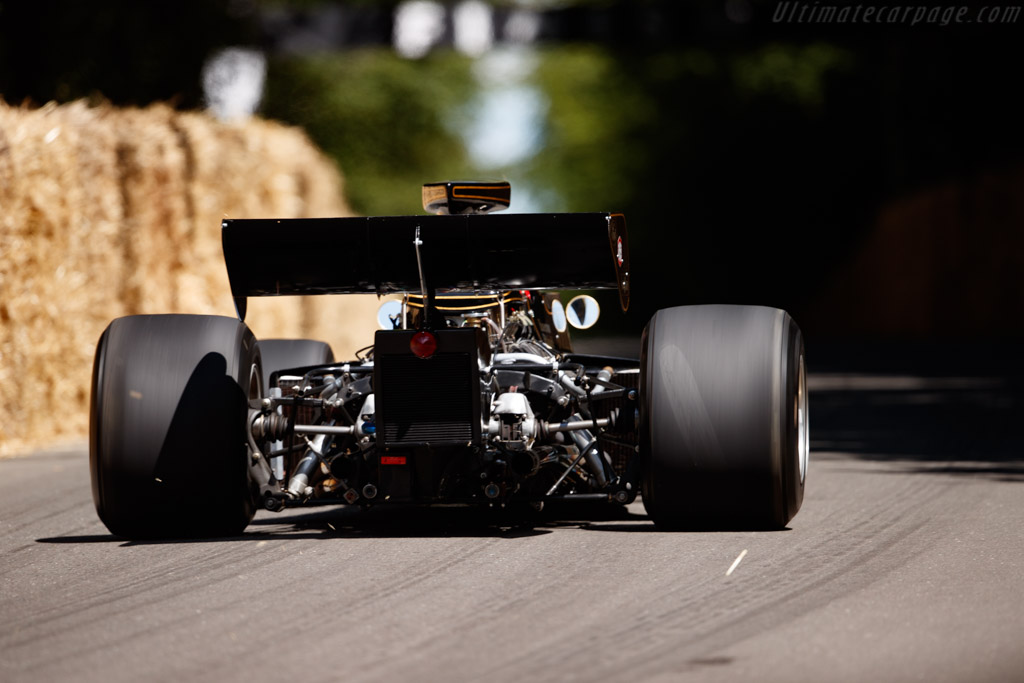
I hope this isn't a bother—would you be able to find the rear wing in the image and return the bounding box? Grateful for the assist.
[222,212,629,320]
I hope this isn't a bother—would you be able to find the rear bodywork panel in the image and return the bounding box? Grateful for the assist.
[222,212,630,318]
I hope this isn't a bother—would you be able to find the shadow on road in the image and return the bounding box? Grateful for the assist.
[37,503,652,545]
[244,500,654,538]
[809,342,1024,480]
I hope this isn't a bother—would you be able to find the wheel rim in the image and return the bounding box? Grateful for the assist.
[797,353,809,484]
[248,361,262,401]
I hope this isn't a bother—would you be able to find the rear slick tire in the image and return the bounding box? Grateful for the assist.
[639,305,808,530]
[90,315,262,539]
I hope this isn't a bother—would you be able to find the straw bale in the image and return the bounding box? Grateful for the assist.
[0,101,378,457]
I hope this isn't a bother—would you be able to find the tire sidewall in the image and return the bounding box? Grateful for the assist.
[639,305,805,529]
[91,315,261,538]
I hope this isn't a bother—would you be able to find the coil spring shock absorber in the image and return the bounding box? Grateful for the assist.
[252,412,291,441]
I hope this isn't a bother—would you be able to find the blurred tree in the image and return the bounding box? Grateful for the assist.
[517,41,855,329]
[262,49,477,216]
[513,23,1024,336]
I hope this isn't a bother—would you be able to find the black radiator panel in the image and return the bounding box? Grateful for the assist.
[374,329,482,449]
[380,353,474,445]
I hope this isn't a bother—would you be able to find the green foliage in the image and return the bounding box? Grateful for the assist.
[732,43,852,108]
[262,49,477,216]
[525,46,655,213]
[514,42,862,326]
[524,43,852,214]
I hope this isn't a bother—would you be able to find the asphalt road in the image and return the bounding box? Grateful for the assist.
[2,344,1023,683]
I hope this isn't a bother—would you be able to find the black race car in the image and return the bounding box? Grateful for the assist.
[90,181,808,539]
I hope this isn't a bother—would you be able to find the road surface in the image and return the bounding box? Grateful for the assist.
[2,344,1023,682]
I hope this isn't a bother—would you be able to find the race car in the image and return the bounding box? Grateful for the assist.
[89,181,808,539]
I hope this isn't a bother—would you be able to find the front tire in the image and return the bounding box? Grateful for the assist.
[639,305,808,529]
[90,315,262,539]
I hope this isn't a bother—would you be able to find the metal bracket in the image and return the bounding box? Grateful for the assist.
[413,227,435,328]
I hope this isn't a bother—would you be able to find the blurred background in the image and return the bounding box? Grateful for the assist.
[3,0,1023,342]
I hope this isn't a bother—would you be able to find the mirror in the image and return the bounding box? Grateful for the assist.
[551,298,567,333]
[377,299,405,330]
[566,295,600,329]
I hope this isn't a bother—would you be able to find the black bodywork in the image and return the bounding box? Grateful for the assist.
[222,212,630,317]
[230,210,640,511]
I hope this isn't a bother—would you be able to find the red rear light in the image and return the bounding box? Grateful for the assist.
[410,330,437,358]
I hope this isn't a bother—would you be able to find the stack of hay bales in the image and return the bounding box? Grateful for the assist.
[0,101,379,456]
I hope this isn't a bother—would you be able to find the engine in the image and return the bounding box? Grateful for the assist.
[248,292,637,512]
